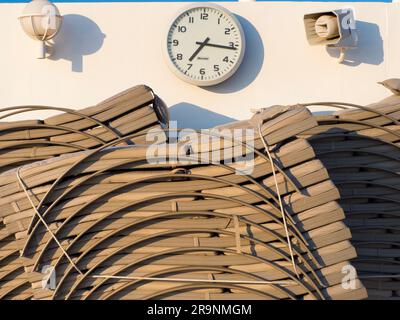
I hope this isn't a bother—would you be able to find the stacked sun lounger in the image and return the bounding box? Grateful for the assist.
[0,85,168,175]
[0,85,168,300]
[0,104,366,300]
[300,79,400,300]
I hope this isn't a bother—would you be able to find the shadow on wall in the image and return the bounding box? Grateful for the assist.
[49,14,106,72]
[326,21,384,66]
[169,103,237,129]
[204,15,264,94]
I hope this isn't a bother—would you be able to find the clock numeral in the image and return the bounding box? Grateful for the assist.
[173,40,179,46]
[200,13,208,20]
[187,64,193,70]
[218,18,221,25]
[188,16,194,23]
[223,56,229,63]
[225,28,231,35]
[178,26,187,33]
[199,68,206,75]
[229,42,235,48]
[214,65,220,72]
[177,54,183,60]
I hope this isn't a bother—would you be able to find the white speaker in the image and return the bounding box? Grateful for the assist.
[304,8,358,62]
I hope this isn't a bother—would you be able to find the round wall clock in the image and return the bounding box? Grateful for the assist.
[164,3,246,87]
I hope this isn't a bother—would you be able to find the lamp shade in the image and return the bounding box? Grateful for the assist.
[19,0,62,41]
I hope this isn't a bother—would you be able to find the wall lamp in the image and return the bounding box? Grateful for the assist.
[19,0,62,59]
[304,8,358,63]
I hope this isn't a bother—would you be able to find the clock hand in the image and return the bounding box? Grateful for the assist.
[189,37,211,62]
[195,42,237,50]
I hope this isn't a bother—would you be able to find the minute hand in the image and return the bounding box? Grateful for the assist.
[195,42,237,50]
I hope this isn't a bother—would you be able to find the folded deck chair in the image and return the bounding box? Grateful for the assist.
[0,105,366,300]
[300,79,400,300]
[0,85,168,300]
[0,85,168,174]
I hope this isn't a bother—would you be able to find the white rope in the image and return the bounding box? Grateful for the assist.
[16,168,297,287]
[92,274,293,286]
[14,134,303,289]
[258,124,300,278]
[16,169,84,276]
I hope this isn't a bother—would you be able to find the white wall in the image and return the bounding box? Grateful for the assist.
[0,2,399,128]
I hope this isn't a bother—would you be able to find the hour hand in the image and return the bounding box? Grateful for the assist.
[189,37,211,62]
[195,42,237,50]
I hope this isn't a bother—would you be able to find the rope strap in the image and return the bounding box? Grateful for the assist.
[16,169,84,276]
[15,156,298,289]
[258,124,299,278]
[92,274,293,286]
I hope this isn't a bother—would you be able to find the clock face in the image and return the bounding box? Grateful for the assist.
[165,4,246,87]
